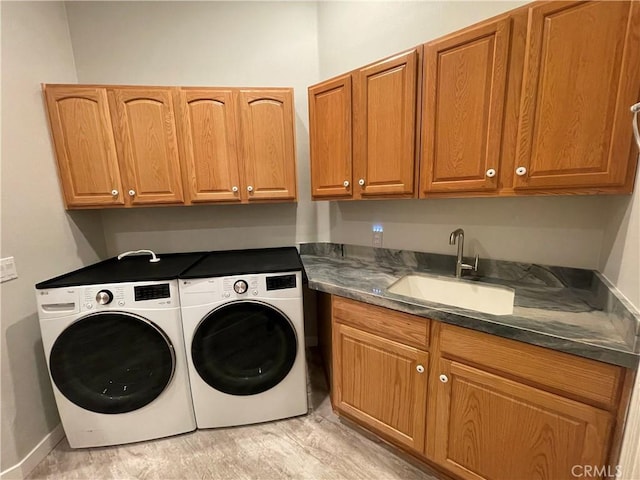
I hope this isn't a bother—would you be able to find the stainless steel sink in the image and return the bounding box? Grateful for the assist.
[387,274,515,315]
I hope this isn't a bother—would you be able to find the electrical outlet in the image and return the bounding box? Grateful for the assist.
[372,225,383,248]
[1,257,18,282]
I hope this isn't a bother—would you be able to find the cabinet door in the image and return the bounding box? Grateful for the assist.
[354,50,419,198]
[174,89,242,203]
[333,323,428,452]
[109,88,184,205]
[421,18,510,195]
[429,359,613,480]
[308,75,353,199]
[44,86,124,208]
[514,1,640,190]
[238,89,297,201]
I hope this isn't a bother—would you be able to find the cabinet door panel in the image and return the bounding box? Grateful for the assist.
[333,323,428,452]
[421,18,510,194]
[44,86,123,208]
[514,1,640,189]
[110,88,184,205]
[309,75,353,198]
[429,359,612,480]
[354,50,418,197]
[175,89,242,203]
[239,89,297,201]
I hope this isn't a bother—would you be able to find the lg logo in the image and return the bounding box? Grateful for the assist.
[571,465,622,478]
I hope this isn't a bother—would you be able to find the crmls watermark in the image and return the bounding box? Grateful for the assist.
[571,465,622,478]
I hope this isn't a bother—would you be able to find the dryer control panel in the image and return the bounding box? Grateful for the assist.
[179,271,302,307]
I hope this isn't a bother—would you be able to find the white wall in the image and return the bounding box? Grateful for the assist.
[601,160,640,477]
[317,1,526,78]
[0,1,107,473]
[600,171,640,307]
[64,1,321,256]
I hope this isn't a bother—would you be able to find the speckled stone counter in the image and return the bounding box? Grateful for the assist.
[299,243,640,368]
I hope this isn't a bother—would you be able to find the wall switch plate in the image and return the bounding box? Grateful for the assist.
[1,257,18,282]
[372,225,383,248]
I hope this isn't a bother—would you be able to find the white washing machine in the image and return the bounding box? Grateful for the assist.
[35,252,203,448]
[179,247,308,428]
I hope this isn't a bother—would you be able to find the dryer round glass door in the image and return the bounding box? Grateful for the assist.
[191,301,298,396]
[49,312,175,414]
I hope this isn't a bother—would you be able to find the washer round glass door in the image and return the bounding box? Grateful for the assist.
[191,301,298,396]
[49,312,175,414]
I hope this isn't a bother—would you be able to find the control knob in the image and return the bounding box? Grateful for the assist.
[96,290,114,305]
[233,280,248,294]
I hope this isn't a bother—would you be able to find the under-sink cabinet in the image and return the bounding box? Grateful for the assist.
[321,295,632,480]
[43,84,297,209]
[332,296,430,452]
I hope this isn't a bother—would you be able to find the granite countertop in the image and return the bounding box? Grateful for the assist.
[300,243,640,368]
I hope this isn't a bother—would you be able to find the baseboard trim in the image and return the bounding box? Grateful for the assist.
[0,424,65,480]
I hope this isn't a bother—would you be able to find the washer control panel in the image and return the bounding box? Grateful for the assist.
[82,282,175,311]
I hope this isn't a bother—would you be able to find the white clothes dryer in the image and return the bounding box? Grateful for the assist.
[35,252,203,448]
[179,247,308,428]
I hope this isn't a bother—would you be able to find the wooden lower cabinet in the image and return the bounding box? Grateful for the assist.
[325,295,627,480]
[333,322,429,452]
[428,358,612,480]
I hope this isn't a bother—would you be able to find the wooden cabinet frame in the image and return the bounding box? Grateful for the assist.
[44,84,298,209]
[420,17,510,195]
[308,74,353,199]
[43,85,124,208]
[323,295,633,480]
[353,49,420,198]
[308,0,640,200]
[109,87,185,206]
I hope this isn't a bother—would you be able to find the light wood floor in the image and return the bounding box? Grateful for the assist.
[28,350,441,480]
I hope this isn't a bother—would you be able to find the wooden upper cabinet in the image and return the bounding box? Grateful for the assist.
[109,87,184,205]
[514,1,640,191]
[429,358,613,480]
[333,322,429,453]
[420,17,511,195]
[238,89,297,201]
[308,75,353,199]
[174,89,242,203]
[44,85,124,208]
[354,49,419,198]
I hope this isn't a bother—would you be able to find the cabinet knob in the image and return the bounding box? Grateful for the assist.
[343,180,350,188]
[358,178,365,187]
[515,166,527,176]
[232,186,238,193]
[416,365,425,374]
[111,189,119,197]
[486,168,496,178]
[247,186,254,193]
[128,189,136,196]
[439,374,449,383]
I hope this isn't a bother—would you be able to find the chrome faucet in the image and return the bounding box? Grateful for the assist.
[449,228,479,278]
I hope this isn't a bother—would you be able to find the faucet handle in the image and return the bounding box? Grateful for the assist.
[473,254,479,272]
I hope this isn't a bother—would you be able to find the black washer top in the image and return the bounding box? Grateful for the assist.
[180,247,303,279]
[35,252,206,289]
